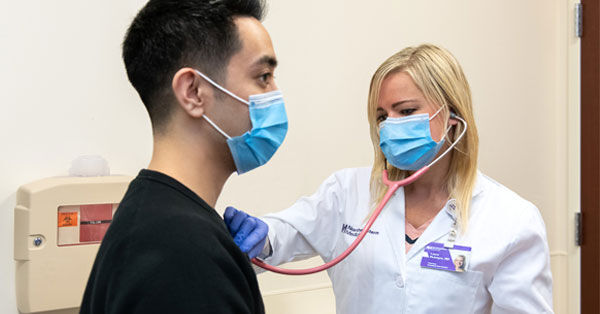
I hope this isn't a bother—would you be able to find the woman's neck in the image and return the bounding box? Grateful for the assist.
[404,152,451,199]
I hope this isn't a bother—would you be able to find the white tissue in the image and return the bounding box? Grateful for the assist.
[68,155,110,177]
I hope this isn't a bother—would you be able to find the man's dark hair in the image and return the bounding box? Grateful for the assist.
[122,0,265,132]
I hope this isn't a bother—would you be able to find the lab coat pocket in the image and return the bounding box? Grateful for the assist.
[407,267,483,314]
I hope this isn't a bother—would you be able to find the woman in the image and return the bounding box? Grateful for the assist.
[454,255,466,272]
[225,44,553,313]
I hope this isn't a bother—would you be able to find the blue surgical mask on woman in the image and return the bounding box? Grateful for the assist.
[379,106,448,171]
[195,70,288,174]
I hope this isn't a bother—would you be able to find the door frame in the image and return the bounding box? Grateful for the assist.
[580,0,600,313]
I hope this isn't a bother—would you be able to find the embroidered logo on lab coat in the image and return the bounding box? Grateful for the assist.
[341,224,380,237]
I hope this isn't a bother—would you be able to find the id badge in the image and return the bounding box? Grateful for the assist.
[420,242,471,272]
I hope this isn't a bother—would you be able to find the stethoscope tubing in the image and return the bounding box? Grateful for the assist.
[251,166,430,275]
[252,114,467,275]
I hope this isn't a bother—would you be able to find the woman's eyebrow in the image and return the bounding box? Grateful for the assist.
[391,99,418,109]
[377,99,418,112]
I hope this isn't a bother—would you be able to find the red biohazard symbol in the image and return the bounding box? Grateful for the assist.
[58,212,78,227]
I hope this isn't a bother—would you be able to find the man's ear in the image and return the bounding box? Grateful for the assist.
[172,68,207,118]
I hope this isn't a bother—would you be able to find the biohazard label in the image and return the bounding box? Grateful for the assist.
[57,203,118,246]
[58,212,78,227]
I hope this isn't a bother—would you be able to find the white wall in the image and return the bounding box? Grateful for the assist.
[1,1,577,313]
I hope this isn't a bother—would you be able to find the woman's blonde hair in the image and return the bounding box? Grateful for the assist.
[367,44,479,230]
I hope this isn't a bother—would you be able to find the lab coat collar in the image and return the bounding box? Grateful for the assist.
[443,171,485,220]
[382,170,486,262]
[405,171,485,261]
[406,199,456,261]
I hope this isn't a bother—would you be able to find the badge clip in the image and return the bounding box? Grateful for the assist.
[444,221,458,249]
[444,201,458,249]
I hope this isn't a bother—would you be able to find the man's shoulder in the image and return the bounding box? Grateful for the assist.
[98,180,235,273]
[84,219,261,314]
[113,172,225,238]
[99,169,251,281]
[112,203,232,256]
[120,172,206,212]
[93,203,251,288]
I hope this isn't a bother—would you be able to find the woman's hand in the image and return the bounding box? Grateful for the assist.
[223,206,269,259]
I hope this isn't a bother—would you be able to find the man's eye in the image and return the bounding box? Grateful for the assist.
[260,73,273,83]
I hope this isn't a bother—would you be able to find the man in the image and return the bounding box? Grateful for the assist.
[80,0,281,313]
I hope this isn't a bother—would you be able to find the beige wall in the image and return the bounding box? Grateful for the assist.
[0,1,578,313]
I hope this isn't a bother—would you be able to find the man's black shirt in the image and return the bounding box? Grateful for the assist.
[80,169,265,314]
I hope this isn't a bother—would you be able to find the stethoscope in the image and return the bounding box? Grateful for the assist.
[252,112,468,275]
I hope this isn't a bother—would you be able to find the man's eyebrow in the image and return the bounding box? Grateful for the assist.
[253,55,278,68]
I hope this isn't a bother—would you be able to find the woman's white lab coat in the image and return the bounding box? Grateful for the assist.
[261,167,553,314]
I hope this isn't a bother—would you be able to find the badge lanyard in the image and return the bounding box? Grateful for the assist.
[444,200,458,249]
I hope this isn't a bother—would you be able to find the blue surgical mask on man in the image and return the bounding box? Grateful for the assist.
[379,106,448,171]
[195,70,288,174]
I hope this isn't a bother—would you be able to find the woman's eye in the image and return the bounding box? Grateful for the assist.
[376,115,387,122]
[400,108,416,115]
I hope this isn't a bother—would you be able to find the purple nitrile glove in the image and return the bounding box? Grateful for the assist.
[223,206,269,259]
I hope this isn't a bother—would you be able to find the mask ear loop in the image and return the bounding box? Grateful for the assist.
[444,111,466,154]
[428,104,445,121]
[201,115,232,140]
[194,70,250,106]
[442,110,456,143]
[193,69,246,140]
[427,113,468,168]
[429,104,450,144]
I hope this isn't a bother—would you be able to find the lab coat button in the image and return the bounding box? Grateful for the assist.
[395,275,404,288]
